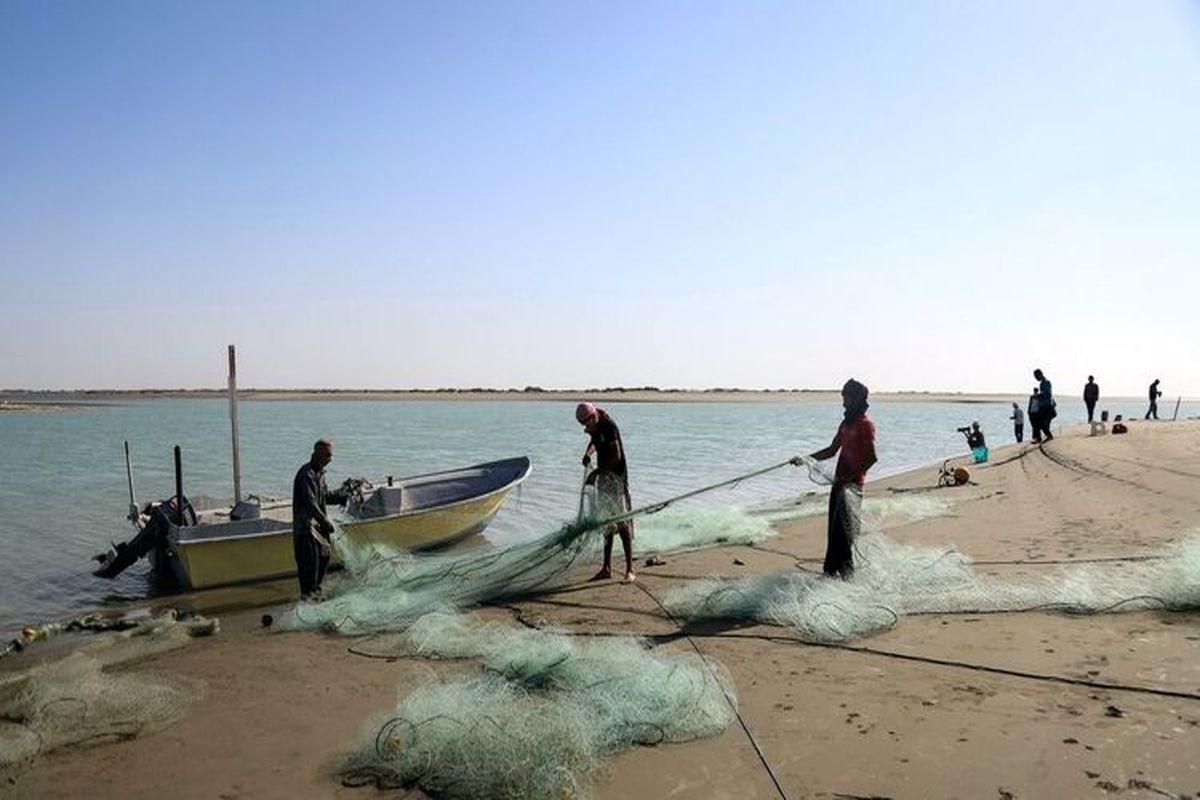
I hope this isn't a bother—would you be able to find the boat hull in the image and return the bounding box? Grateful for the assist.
[162,493,506,590]
[158,518,295,591]
[339,490,509,551]
[155,457,529,589]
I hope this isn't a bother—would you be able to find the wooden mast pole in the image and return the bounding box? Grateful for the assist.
[228,345,243,503]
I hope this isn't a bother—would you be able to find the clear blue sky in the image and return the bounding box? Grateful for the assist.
[2,1,1198,395]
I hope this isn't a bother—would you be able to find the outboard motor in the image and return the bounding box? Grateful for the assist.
[93,496,195,579]
[94,443,195,580]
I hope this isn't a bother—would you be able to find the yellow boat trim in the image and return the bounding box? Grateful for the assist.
[171,531,296,590]
[340,490,509,550]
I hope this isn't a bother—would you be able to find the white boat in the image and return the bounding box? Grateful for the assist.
[92,346,531,590]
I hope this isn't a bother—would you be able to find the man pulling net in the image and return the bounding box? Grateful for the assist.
[798,378,877,579]
[576,402,636,583]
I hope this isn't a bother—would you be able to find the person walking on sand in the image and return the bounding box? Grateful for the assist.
[1033,369,1055,441]
[799,379,877,579]
[1083,376,1099,423]
[1145,379,1162,420]
[292,439,347,601]
[1010,402,1025,443]
[577,403,635,582]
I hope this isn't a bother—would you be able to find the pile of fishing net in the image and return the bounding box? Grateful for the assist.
[281,504,779,634]
[336,612,736,799]
[0,611,215,774]
[664,520,1200,643]
[277,479,794,795]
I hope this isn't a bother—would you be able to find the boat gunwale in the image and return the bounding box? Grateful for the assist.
[166,456,532,544]
[166,518,292,546]
[380,455,531,487]
[341,456,532,529]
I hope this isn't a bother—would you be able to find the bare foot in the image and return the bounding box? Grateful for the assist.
[622,571,637,583]
[589,568,612,582]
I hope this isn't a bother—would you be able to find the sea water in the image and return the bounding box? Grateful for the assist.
[0,396,1181,638]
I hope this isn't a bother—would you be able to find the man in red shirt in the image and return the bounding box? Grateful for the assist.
[807,379,877,578]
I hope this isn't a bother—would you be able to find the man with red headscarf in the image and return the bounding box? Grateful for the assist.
[805,379,877,578]
[576,402,635,582]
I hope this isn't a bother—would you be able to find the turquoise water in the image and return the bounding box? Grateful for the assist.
[0,396,1184,638]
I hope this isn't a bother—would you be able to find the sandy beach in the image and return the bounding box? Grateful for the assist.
[4,420,1199,799]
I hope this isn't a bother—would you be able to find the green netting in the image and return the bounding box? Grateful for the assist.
[276,459,806,797]
[280,504,779,634]
[0,612,215,775]
[664,526,1200,642]
[751,492,953,527]
[336,612,736,799]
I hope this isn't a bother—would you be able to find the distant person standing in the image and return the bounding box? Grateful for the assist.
[1010,402,1025,443]
[1083,376,1099,423]
[802,379,877,579]
[1028,388,1043,444]
[292,439,347,601]
[577,402,635,582]
[1033,369,1055,442]
[1146,379,1162,420]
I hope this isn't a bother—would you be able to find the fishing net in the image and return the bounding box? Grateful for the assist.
[750,492,953,527]
[278,469,789,795]
[664,520,1200,643]
[0,612,214,774]
[336,612,736,799]
[280,503,782,635]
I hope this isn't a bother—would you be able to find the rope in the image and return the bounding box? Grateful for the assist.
[792,638,1200,703]
[473,623,1200,705]
[634,580,790,800]
[587,456,811,532]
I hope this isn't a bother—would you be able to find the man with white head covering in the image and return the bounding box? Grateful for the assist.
[576,402,635,582]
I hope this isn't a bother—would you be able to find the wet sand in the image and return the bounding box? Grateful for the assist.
[4,419,1199,799]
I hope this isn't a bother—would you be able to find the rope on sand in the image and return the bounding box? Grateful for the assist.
[634,580,790,800]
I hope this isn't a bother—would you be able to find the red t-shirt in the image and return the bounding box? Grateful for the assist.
[834,415,876,486]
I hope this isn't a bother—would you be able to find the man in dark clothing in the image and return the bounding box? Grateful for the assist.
[1146,379,1162,420]
[1028,388,1042,444]
[964,421,986,450]
[1083,376,1099,423]
[802,379,877,579]
[1033,369,1055,442]
[577,402,635,582]
[292,439,346,600]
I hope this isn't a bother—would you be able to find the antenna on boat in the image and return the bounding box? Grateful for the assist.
[124,440,138,523]
[228,344,243,503]
[174,444,185,525]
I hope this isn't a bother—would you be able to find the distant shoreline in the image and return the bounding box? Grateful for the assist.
[0,388,1158,406]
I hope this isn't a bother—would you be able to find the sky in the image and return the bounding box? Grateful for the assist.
[1,1,1198,395]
